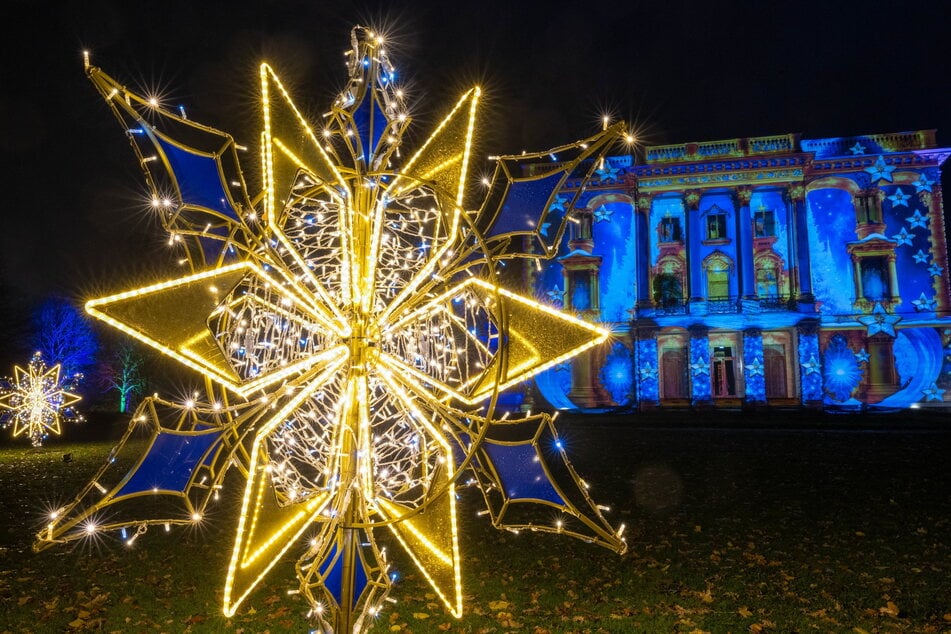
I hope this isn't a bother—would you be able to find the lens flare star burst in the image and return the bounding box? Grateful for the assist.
[0,352,83,447]
[36,27,626,631]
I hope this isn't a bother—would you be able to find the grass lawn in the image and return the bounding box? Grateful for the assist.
[0,411,948,633]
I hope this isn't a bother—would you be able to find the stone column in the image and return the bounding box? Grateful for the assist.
[734,187,756,301]
[788,185,814,307]
[796,318,822,408]
[685,190,703,302]
[635,194,653,311]
[634,323,660,410]
[742,327,766,408]
[688,324,712,407]
[921,188,951,316]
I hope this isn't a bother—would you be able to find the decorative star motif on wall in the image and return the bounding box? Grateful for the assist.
[892,227,914,246]
[594,163,620,183]
[638,364,658,382]
[689,358,709,376]
[849,142,866,155]
[912,292,937,312]
[864,156,895,183]
[921,383,945,402]
[905,210,928,228]
[857,303,902,337]
[854,349,870,363]
[928,262,944,277]
[746,358,764,377]
[800,356,821,375]
[912,249,930,264]
[912,173,934,193]
[593,205,613,223]
[887,187,911,207]
[548,194,569,214]
[546,285,563,303]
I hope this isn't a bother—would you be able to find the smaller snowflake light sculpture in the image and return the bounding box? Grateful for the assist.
[0,352,83,447]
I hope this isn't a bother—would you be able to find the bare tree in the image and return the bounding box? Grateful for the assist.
[32,297,98,380]
[98,341,145,413]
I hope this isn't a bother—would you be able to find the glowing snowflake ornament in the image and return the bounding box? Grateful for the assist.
[36,27,627,632]
[0,352,83,447]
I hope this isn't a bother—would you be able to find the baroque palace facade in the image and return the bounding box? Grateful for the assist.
[525,130,951,412]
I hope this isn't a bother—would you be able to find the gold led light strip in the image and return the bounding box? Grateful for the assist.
[223,356,347,616]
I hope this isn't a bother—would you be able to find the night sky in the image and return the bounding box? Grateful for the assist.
[3,0,950,306]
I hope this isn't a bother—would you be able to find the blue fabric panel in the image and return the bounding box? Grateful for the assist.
[320,542,343,604]
[482,442,564,505]
[352,548,368,608]
[156,137,240,221]
[352,94,387,163]
[318,540,368,607]
[487,171,565,240]
[114,429,223,497]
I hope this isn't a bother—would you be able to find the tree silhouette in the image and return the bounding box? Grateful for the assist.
[97,341,146,413]
[31,297,98,380]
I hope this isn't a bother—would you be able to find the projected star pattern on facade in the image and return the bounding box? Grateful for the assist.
[35,27,627,632]
[0,352,82,447]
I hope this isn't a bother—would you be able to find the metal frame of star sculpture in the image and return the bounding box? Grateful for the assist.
[0,352,83,447]
[34,27,627,632]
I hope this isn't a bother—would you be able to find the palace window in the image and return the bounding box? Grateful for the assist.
[756,260,779,297]
[753,209,776,237]
[703,252,733,300]
[860,256,892,301]
[706,213,727,240]
[653,272,684,307]
[658,216,682,242]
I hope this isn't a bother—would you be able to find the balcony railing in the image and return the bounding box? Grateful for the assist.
[654,299,688,316]
[759,295,792,312]
[707,296,738,314]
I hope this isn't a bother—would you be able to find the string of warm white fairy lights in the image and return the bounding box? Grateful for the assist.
[35,26,628,632]
[0,352,83,447]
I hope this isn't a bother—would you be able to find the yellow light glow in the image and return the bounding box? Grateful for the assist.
[40,24,627,634]
[0,353,83,447]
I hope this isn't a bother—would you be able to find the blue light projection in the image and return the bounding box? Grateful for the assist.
[879,328,944,408]
[635,339,659,403]
[799,332,823,403]
[588,198,637,322]
[742,333,765,403]
[807,188,858,316]
[822,334,862,402]
[599,341,633,406]
[534,362,576,411]
[689,336,711,402]
[526,132,950,414]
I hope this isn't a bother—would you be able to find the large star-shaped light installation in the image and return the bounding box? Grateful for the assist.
[0,352,83,447]
[36,27,627,632]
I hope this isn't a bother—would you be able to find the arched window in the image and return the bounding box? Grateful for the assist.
[652,255,686,311]
[703,252,733,300]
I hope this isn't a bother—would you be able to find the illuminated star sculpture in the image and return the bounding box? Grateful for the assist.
[0,352,83,447]
[35,27,627,632]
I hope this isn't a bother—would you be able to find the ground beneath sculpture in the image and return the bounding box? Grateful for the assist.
[0,410,948,632]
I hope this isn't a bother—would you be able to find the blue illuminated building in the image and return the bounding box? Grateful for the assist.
[527,130,951,412]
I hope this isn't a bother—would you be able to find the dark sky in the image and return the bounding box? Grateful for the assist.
[3,0,950,304]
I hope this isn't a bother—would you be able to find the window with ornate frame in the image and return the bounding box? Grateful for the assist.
[706,212,727,240]
[703,251,734,300]
[753,209,776,237]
